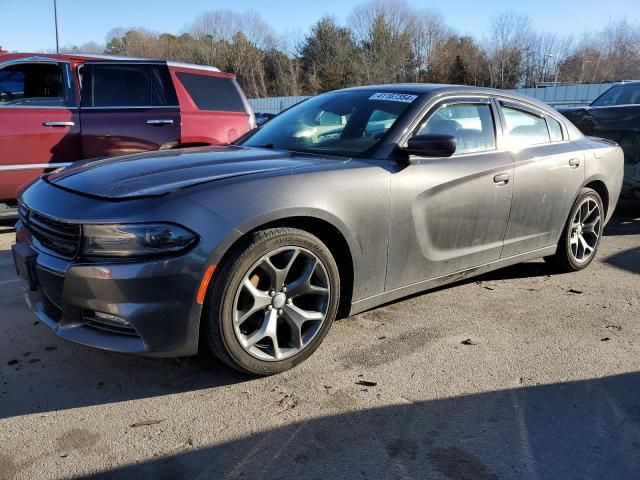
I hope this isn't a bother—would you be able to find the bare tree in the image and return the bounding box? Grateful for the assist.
[487,11,534,88]
[348,0,416,84]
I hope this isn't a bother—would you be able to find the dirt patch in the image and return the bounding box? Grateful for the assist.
[55,429,100,453]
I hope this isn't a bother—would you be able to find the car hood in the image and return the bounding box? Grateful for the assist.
[45,146,346,199]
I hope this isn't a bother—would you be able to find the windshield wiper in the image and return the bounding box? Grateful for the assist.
[253,143,275,149]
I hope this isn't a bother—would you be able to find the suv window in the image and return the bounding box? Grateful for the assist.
[176,73,245,112]
[0,62,73,107]
[502,105,550,148]
[417,103,496,155]
[82,64,177,108]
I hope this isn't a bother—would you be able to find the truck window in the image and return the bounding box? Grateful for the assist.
[0,63,72,107]
[175,73,245,112]
[82,64,177,108]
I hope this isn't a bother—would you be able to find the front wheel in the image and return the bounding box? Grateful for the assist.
[203,228,340,375]
[546,188,604,272]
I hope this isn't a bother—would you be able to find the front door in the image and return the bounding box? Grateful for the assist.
[387,98,514,290]
[79,62,181,158]
[0,59,81,201]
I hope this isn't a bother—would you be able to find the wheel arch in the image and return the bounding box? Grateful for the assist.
[583,178,610,217]
[207,212,356,321]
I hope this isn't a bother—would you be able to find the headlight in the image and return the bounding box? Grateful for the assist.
[82,223,197,257]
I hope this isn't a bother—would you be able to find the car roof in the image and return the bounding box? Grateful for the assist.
[336,83,557,112]
[0,52,221,72]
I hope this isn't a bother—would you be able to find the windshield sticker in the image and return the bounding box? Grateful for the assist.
[369,92,418,103]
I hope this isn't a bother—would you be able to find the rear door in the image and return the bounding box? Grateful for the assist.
[79,62,180,158]
[0,58,81,201]
[498,100,585,257]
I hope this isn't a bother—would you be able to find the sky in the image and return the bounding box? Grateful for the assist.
[1,0,638,52]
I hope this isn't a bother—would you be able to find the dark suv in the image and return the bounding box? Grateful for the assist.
[0,53,255,211]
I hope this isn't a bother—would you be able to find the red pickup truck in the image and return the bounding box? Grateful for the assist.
[0,52,255,212]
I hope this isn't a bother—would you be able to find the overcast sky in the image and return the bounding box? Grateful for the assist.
[1,0,638,52]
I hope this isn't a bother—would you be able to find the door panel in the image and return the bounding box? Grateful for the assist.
[80,107,180,158]
[500,143,585,257]
[387,151,514,290]
[0,108,81,200]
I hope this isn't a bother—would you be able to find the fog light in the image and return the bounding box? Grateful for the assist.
[94,311,130,327]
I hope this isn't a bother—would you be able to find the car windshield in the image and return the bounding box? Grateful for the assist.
[241,90,420,157]
[591,83,640,107]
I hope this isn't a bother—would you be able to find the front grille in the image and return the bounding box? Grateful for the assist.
[20,204,81,258]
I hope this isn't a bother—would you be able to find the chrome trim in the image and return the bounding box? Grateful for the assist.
[82,60,165,66]
[0,163,72,172]
[43,121,75,127]
[66,54,159,62]
[0,56,60,67]
[81,106,179,110]
[146,119,174,125]
[167,61,220,72]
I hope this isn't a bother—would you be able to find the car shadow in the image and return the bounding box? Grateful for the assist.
[85,372,640,480]
[604,203,640,236]
[604,246,640,275]
[0,343,251,420]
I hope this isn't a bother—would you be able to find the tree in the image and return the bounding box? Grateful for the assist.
[299,17,360,93]
[487,11,534,88]
[348,0,415,84]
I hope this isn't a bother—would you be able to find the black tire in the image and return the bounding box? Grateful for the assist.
[546,187,604,272]
[203,227,340,375]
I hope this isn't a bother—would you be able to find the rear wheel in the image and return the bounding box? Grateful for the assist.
[546,188,604,271]
[203,228,340,375]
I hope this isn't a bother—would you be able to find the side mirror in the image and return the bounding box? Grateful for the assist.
[404,134,456,158]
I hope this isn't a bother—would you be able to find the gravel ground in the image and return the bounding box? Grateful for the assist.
[0,205,639,480]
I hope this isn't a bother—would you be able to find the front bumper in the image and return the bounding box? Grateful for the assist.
[14,230,204,357]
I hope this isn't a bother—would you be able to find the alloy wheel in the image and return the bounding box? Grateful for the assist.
[569,197,601,263]
[232,246,331,361]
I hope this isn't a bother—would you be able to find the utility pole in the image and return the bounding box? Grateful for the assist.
[53,0,60,53]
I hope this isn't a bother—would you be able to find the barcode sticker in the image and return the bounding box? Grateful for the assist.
[369,92,418,103]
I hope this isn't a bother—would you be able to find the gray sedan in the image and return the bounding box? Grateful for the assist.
[13,85,624,374]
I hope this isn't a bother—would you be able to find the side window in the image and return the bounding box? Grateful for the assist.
[175,72,246,112]
[150,65,178,107]
[365,109,400,138]
[316,111,342,126]
[0,62,71,107]
[83,64,152,107]
[417,103,496,155]
[502,105,550,148]
[547,116,564,142]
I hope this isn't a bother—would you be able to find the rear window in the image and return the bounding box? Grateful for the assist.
[176,73,245,112]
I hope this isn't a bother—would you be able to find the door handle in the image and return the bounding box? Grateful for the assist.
[569,158,581,168]
[43,121,75,127]
[146,119,174,126]
[493,173,510,185]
